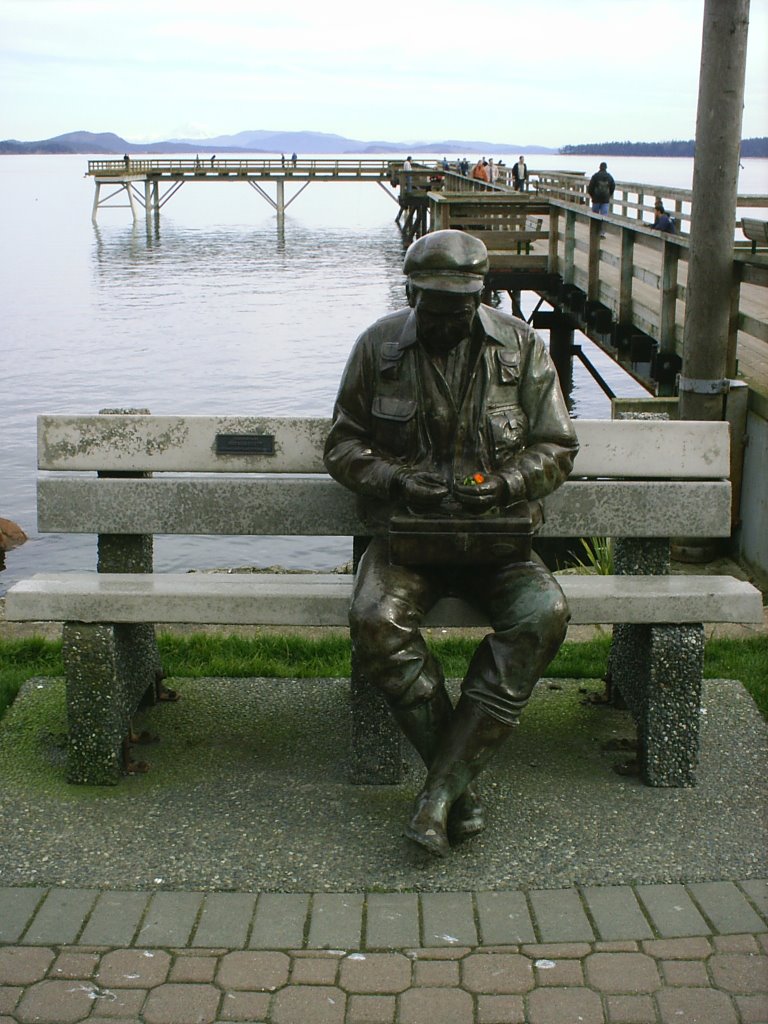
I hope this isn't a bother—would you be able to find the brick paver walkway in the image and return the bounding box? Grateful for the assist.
[1,881,766,1022]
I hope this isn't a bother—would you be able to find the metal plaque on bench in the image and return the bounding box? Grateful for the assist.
[389,501,533,566]
[215,433,275,455]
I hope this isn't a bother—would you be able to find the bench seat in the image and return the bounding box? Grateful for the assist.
[6,571,763,628]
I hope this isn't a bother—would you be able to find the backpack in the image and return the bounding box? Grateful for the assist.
[593,178,611,203]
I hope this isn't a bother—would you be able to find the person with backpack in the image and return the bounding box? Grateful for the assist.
[471,158,490,183]
[587,161,615,214]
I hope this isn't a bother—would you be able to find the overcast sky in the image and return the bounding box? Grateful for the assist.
[2,0,766,147]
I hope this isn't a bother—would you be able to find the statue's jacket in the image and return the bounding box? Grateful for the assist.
[324,303,579,530]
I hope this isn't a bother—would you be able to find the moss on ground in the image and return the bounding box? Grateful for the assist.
[0,674,620,804]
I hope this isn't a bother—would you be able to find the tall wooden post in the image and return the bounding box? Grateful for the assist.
[91,181,101,223]
[679,0,750,421]
[126,182,139,223]
[276,179,285,228]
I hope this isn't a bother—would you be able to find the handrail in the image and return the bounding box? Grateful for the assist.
[427,190,768,405]
[545,198,768,393]
[88,157,399,175]
[87,158,768,242]
[532,172,768,237]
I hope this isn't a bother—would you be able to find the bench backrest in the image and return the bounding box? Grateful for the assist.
[741,217,768,244]
[36,415,732,539]
[741,217,768,254]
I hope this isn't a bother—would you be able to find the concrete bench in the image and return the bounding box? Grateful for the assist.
[5,413,762,788]
[741,217,768,253]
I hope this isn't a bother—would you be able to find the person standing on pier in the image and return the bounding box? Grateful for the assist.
[512,155,528,191]
[587,161,615,214]
[471,158,489,183]
[324,230,578,857]
[402,156,413,192]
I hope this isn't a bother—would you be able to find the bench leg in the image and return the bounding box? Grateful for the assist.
[62,622,160,785]
[610,623,704,787]
[348,652,404,785]
[97,512,163,709]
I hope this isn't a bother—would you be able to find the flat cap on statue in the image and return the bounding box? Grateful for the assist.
[403,229,489,293]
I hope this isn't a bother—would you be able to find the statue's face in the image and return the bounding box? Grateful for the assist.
[413,289,479,352]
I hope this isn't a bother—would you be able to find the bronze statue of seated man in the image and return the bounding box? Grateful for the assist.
[324,229,579,857]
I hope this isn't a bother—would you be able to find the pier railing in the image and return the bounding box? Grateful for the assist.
[530,172,768,242]
[428,190,768,408]
[87,157,399,179]
[547,200,767,378]
[87,158,767,241]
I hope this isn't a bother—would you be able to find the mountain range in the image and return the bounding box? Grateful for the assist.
[0,129,557,156]
[3,129,765,158]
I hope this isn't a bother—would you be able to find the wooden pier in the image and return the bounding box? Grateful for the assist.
[87,157,404,221]
[426,188,768,409]
[86,157,768,406]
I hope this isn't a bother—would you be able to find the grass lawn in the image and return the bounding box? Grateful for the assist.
[1,632,766,722]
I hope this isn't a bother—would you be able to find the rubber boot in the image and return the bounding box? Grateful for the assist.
[387,685,484,840]
[387,682,453,766]
[405,695,515,857]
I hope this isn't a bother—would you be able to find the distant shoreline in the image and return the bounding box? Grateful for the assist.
[2,130,766,158]
[4,147,768,158]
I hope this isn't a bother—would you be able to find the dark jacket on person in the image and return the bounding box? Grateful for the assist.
[587,169,615,203]
[512,161,528,189]
[652,212,675,233]
[323,304,578,529]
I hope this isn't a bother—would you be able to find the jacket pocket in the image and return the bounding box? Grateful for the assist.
[487,406,528,460]
[496,350,521,385]
[372,396,417,457]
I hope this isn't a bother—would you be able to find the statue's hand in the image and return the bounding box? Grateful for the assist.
[396,470,449,509]
[454,473,507,511]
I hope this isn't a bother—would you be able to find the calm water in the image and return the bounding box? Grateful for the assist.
[2,153,766,593]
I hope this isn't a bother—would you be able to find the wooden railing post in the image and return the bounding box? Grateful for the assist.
[548,206,560,275]
[618,226,635,331]
[564,209,576,285]
[659,238,680,352]
[726,262,742,377]
[588,218,602,302]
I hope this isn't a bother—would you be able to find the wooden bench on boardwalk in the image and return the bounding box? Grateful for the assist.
[454,217,547,259]
[5,412,762,788]
[741,217,768,254]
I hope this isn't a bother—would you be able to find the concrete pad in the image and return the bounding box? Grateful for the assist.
[0,677,765,893]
